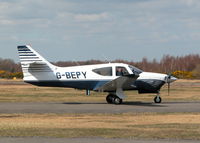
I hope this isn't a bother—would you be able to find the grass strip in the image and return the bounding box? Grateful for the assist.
[0,113,199,140]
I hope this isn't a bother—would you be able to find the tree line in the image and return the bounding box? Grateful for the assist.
[0,54,200,79]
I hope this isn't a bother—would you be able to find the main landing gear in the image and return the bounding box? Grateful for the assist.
[106,94,123,105]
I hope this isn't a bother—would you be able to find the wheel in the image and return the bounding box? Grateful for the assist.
[154,96,162,103]
[113,96,123,105]
[106,94,123,104]
[106,94,114,104]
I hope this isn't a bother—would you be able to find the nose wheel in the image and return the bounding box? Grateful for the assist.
[154,95,162,103]
[106,94,123,105]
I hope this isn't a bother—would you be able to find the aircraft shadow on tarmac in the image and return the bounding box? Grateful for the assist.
[61,101,165,107]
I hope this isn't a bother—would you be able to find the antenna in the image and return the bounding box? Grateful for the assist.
[72,59,80,66]
[101,54,110,63]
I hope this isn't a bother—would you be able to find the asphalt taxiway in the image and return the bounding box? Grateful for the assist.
[0,102,199,143]
[0,101,199,114]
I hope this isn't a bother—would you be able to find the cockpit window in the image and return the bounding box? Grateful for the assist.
[129,65,143,75]
[116,66,129,76]
[93,67,112,76]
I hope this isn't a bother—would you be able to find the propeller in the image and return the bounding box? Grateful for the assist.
[165,73,177,96]
[168,80,170,96]
[167,74,171,96]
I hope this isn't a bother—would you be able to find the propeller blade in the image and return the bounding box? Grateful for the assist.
[166,73,177,96]
[168,82,170,96]
[167,73,171,96]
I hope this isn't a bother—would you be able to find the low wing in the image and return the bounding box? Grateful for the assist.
[94,74,139,92]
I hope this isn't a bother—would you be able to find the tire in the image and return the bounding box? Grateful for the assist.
[114,96,123,105]
[154,96,162,103]
[106,94,114,104]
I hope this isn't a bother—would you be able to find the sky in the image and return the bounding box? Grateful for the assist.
[0,0,200,62]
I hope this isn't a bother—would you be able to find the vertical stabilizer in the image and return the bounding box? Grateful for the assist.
[17,45,56,81]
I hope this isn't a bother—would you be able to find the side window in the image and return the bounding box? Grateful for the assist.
[92,67,112,76]
[116,66,129,76]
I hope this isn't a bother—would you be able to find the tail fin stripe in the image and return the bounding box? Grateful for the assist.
[18,46,28,49]
[23,67,48,69]
[23,68,51,70]
[23,71,51,73]
[22,64,48,67]
[19,54,37,56]
[18,49,31,51]
[21,60,42,62]
[20,57,39,59]
[19,52,34,54]
[17,45,55,78]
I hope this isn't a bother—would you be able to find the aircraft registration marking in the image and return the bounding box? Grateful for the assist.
[56,72,87,79]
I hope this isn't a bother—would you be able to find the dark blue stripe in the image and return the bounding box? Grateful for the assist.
[19,54,37,56]
[22,66,49,68]
[19,52,33,54]
[20,57,39,59]
[18,46,27,49]
[23,69,52,71]
[25,80,110,90]
[21,60,43,62]
[18,49,31,51]
[18,47,28,49]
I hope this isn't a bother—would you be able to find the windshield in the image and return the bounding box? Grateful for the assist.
[128,65,143,75]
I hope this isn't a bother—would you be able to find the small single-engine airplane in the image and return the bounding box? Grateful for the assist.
[17,45,177,104]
